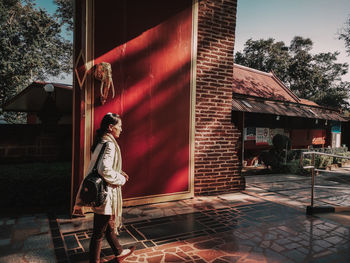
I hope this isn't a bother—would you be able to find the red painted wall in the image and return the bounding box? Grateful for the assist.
[92,0,193,198]
[290,129,326,148]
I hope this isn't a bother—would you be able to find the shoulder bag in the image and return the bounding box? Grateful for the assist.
[80,143,108,207]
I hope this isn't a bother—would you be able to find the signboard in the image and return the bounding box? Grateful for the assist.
[244,127,256,140]
[256,128,269,145]
[332,132,341,148]
[310,129,325,145]
[331,123,341,133]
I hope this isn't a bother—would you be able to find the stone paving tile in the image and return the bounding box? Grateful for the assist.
[51,192,350,263]
[0,214,56,263]
[3,171,350,263]
[245,169,350,209]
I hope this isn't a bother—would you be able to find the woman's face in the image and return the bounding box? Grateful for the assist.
[109,120,122,139]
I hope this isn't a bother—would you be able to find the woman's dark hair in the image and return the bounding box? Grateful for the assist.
[91,113,121,152]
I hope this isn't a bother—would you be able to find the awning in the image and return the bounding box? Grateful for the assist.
[232,98,346,122]
[3,82,72,113]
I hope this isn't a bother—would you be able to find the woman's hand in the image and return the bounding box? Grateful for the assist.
[72,205,84,217]
[122,171,129,181]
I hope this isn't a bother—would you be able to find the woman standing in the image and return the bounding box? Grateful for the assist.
[74,113,134,263]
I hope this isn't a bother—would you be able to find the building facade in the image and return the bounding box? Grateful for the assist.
[72,0,244,208]
[231,64,346,168]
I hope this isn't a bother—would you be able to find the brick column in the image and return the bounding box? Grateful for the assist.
[194,0,245,195]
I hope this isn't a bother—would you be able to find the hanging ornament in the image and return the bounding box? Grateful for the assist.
[94,62,115,105]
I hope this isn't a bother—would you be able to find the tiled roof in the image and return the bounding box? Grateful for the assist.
[232,97,346,121]
[233,64,300,103]
[232,64,345,121]
[299,98,319,106]
[3,81,72,113]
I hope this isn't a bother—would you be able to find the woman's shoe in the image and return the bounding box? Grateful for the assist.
[100,246,136,263]
[116,246,135,262]
[100,255,115,262]
[100,256,116,263]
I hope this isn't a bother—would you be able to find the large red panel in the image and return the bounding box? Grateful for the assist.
[92,0,192,198]
[290,129,326,148]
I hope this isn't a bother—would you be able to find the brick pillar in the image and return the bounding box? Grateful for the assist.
[194,0,245,195]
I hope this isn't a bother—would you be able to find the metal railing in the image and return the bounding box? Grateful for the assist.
[300,151,350,211]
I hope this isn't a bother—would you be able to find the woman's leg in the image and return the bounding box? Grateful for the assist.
[105,217,123,255]
[89,213,110,263]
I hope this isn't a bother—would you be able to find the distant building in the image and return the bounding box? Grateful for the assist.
[231,64,346,166]
[3,81,72,125]
[1,81,72,163]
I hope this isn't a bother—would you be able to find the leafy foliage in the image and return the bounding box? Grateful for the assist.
[235,38,290,82]
[339,15,350,56]
[54,0,73,32]
[0,0,72,123]
[259,134,291,171]
[235,36,350,110]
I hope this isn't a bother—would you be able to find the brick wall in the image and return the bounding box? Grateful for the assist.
[0,124,72,163]
[194,0,245,195]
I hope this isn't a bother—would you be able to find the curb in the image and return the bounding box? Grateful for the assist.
[306,206,350,215]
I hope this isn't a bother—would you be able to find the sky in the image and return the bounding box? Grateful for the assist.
[235,0,350,82]
[34,0,350,83]
[35,0,56,14]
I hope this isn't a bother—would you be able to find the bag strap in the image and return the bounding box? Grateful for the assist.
[92,142,107,172]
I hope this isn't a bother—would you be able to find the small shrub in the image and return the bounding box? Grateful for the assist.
[301,158,311,167]
[319,155,333,168]
[281,160,301,174]
[0,162,71,213]
[272,134,291,151]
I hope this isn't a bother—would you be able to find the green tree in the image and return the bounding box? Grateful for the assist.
[339,15,350,56]
[54,0,73,32]
[235,38,290,82]
[287,37,318,99]
[310,52,350,107]
[0,0,72,123]
[235,36,350,110]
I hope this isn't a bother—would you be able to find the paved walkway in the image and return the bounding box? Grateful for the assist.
[1,167,350,262]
